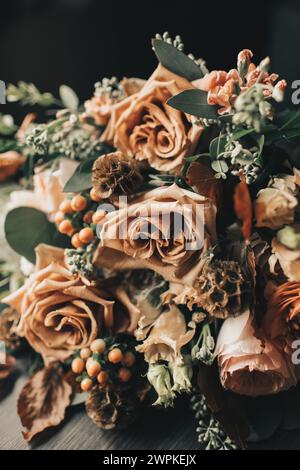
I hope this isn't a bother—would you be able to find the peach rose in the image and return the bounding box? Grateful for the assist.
[0,151,25,182]
[100,64,203,172]
[93,184,216,286]
[215,310,296,396]
[7,157,78,221]
[136,305,195,364]
[2,244,133,364]
[84,77,145,126]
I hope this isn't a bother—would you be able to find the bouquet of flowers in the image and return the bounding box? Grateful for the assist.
[1,33,300,450]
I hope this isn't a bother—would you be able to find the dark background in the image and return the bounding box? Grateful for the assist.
[1,0,300,106]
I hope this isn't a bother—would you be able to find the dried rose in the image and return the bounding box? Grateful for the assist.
[94,184,216,287]
[2,244,132,364]
[100,64,203,172]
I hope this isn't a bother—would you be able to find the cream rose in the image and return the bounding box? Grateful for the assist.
[215,310,296,396]
[7,157,78,221]
[255,178,298,230]
[2,244,133,364]
[100,64,203,172]
[93,184,216,286]
[272,226,300,282]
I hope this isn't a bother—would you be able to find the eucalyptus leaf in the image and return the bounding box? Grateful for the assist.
[152,39,204,80]
[209,134,227,160]
[232,128,254,140]
[59,85,79,111]
[4,207,66,264]
[211,160,228,173]
[63,158,95,193]
[167,90,219,119]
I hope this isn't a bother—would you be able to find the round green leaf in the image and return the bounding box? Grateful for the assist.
[5,207,57,264]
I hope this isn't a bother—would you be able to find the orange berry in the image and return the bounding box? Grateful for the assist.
[83,210,94,224]
[90,187,102,202]
[108,348,123,364]
[97,370,108,385]
[122,351,136,367]
[80,377,93,392]
[71,357,85,374]
[80,348,91,360]
[58,219,74,235]
[71,194,87,212]
[78,227,94,244]
[86,359,101,378]
[54,211,65,225]
[90,338,106,354]
[117,367,132,383]
[92,210,106,224]
[59,199,73,214]
[71,233,84,249]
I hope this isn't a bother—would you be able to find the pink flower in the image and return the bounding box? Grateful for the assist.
[215,310,296,396]
[197,49,285,114]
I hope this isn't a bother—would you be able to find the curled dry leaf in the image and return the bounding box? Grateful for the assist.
[17,364,72,442]
[186,159,222,209]
[234,178,252,241]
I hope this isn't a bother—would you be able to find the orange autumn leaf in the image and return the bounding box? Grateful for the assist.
[234,179,252,240]
[186,159,223,209]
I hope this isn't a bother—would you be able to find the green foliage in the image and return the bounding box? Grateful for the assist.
[4,207,70,264]
[167,89,219,119]
[152,38,204,80]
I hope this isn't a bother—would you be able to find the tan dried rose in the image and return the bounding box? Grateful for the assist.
[255,182,298,230]
[215,310,296,396]
[0,151,25,182]
[272,225,300,282]
[100,64,203,172]
[84,77,145,127]
[94,184,217,286]
[136,305,194,364]
[2,244,130,364]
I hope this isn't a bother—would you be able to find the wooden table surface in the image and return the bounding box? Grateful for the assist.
[1,372,300,450]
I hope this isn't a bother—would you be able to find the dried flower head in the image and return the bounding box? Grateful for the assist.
[193,260,250,319]
[92,151,143,200]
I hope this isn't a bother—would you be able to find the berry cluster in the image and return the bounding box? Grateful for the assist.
[71,337,137,392]
[55,189,107,249]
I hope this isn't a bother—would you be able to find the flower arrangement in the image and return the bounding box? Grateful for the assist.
[1,32,300,450]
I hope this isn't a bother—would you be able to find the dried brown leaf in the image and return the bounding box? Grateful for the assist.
[17,364,72,442]
[186,159,223,209]
[234,178,252,241]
